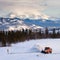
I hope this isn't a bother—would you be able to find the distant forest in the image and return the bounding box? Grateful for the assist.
[0,28,60,46]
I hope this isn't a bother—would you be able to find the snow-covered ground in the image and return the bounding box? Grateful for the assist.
[0,39,60,60]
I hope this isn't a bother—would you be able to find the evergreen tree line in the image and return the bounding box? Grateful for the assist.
[0,28,60,46]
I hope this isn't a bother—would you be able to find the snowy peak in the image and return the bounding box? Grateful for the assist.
[5,11,60,21]
[6,12,18,18]
[5,12,50,20]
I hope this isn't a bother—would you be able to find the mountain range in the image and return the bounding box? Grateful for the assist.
[0,12,60,31]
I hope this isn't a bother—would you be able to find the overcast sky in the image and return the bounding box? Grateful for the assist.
[0,0,60,18]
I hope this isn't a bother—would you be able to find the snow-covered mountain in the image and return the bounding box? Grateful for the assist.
[0,12,60,31]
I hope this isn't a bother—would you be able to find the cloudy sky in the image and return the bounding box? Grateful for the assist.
[0,0,60,18]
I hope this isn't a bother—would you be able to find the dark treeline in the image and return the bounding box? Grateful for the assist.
[0,28,60,46]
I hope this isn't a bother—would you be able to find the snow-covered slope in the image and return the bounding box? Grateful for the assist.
[0,18,44,31]
[0,39,60,60]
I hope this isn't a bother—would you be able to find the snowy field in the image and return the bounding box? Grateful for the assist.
[0,39,60,60]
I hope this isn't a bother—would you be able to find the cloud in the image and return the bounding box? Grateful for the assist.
[0,0,47,16]
[0,0,45,9]
[46,0,60,7]
[0,0,60,18]
[43,0,60,18]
